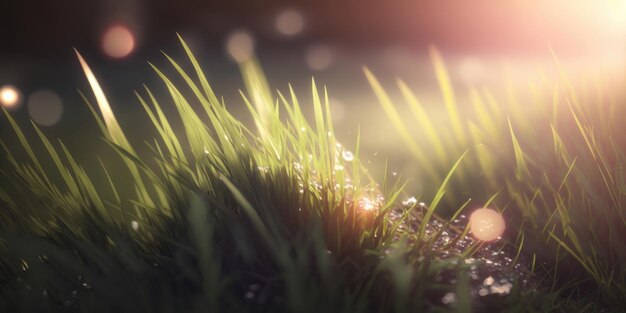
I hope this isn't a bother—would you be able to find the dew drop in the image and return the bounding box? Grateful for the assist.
[341,150,354,162]
[483,276,495,286]
[490,283,512,295]
[20,259,29,272]
[82,282,93,291]
[38,254,49,263]
[402,197,417,207]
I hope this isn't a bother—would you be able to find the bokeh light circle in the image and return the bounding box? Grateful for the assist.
[27,89,64,126]
[102,25,136,58]
[305,45,334,71]
[0,85,23,110]
[469,208,505,242]
[226,30,255,62]
[275,9,304,36]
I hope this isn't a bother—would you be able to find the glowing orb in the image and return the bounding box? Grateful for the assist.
[102,25,136,58]
[469,208,505,241]
[0,85,22,109]
[275,9,304,36]
[226,30,255,62]
[27,90,64,126]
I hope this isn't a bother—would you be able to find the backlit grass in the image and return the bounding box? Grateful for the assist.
[368,46,626,308]
[0,37,624,312]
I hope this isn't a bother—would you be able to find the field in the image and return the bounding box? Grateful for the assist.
[1,37,625,312]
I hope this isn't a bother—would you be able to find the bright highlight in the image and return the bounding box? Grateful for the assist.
[469,208,505,242]
[0,85,22,109]
[75,49,134,153]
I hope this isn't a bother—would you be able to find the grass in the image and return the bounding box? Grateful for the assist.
[0,36,624,312]
[366,46,626,308]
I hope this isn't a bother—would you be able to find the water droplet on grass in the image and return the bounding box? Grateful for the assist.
[490,283,512,295]
[483,276,495,286]
[82,282,93,291]
[341,150,354,161]
[20,259,29,272]
[402,197,417,207]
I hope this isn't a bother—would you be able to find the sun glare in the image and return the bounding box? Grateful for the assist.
[606,0,626,28]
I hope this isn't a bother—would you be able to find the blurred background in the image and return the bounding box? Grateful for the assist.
[1,0,625,197]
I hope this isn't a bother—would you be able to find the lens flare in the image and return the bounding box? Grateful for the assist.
[102,25,136,58]
[469,208,505,242]
[605,0,626,30]
[0,85,22,110]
